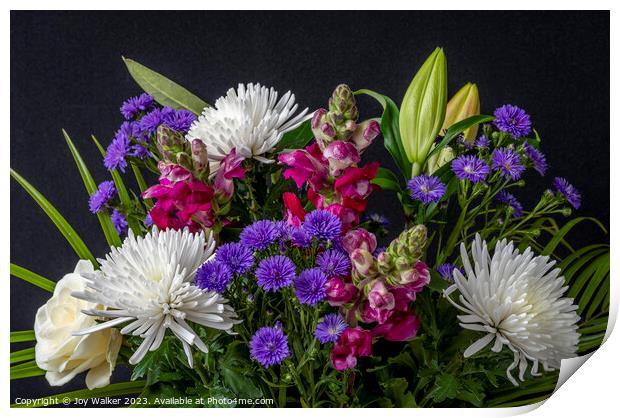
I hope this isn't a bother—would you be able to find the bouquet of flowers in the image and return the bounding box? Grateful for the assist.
[10,48,609,408]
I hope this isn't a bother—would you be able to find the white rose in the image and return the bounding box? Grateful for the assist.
[34,260,122,389]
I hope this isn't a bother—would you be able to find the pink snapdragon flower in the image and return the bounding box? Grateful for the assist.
[323,140,361,175]
[330,328,373,371]
[342,228,377,254]
[213,148,245,199]
[279,143,329,190]
[371,311,421,342]
[325,277,359,306]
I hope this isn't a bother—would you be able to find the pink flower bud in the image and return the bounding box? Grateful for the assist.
[371,311,420,342]
[323,140,361,175]
[351,120,380,153]
[394,260,430,290]
[367,281,395,311]
[191,139,209,172]
[311,108,327,129]
[342,228,377,254]
[350,248,375,277]
[325,277,359,306]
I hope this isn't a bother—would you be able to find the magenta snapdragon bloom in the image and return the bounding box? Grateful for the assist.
[213,148,245,199]
[279,143,329,190]
[371,310,421,342]
[330,327,372,371]
[325,277,359,306]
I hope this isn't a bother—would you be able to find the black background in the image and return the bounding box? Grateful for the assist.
[10,11,609,402]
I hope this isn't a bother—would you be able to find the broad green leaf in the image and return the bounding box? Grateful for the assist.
[275,120,313,151]
[429,373,458,403]
[11,347,35,364]
[11,381,146,407]
[372,167,402,192]
[10,263,55,292]
[123,57,208,115]
[63,129,121,247]
[356,89,412,178]
[11,330,35,343]
[10,169,97,266]
[426,114,495,162]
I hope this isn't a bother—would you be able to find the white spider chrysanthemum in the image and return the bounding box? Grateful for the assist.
[186,83,308,166]
[444,234,580,386]
[72,228,240,367]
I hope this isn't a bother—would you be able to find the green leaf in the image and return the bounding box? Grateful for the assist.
[371,167,402,192]
[10,360,46,380]
[275,120,313,151]
[123,57,208,115]
[11,330,36,343]
[10,263,56,292]
[356,89,412,178]
[131,163,153,210]
[219,342,263,398]
[11,381,146,407]
[63,129,121,247]
[425,114,495,162]
[429,373,459,403]
[380,377,417,407]
[10,169,97,266]
[542,217,607,256]
[11,347,35,364]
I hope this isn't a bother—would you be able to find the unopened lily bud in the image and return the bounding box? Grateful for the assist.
[191,139,209,172]
[351,120,381,153]
[324,140,361,175]
[329,84,358,121]
[442,82,480,142]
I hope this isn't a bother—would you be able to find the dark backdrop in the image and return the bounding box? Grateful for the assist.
[10,11,610,402]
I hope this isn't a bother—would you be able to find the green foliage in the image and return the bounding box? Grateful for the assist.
[275,120,313,151]
[10,330,36,343]
[10,263,56,292]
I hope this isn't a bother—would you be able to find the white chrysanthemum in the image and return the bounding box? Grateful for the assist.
[186,83,308,166]
[444,234,580,385]
[72,228,240,367]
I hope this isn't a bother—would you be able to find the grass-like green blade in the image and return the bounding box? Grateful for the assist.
[426,114,494,161]
[92,135,142,233]
[63,129,121,247]
[542,217,606,256]
[123,57,208,115]
[11,347,36,364]
[11,330,35,343]
[576,254,609,315]
[10,169,97,266]
[131,163,152,209]
[10,263,55,292]
[11,380,146,408]
[10,360,45,380]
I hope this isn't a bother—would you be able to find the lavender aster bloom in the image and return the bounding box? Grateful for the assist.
[104,133,131,172]
[303,210,342,242]
[163,109,197,132]
[196,260,233,293]
[316,249,351,278]
[139,108,166,135]
[88,181,117,213]
[475,134,490,149]
[491,147,525,180]
[407,175,446,204]
[294,268,328,306]
[363,213,390,227]
[437,263,456,280]
[523,142,548,176]
[250,326,290,367]
[255,255,297,292]
[240,220,279,251]
[493,104,532,138]
[130,144,152,159]
[554,177,581,209]
[496,191,524,217]
[120,93,155,120]
[144,213,153,227]
[110,209,128,234]
[451,155,490,183]
[215,243,255,275]
[291,227,313,248]
[314,313,347,344]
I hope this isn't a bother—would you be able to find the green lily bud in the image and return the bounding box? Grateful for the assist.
[399,48,447,176]
[441,82,480,142]
[426,145,455,174]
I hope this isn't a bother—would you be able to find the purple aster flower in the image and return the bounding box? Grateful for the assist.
[436,263,465,282]
[162,109,197,132]
[144,212,153,227]
[493,104,532,138]
[291,227,313,248]
[88,181,117,213]
[451,155,490,183]
[314,313,347,344]
[139,108,165,135]
[316,249,351,278]
[475,134,490,149]
[523,142,548,176]
[491,147,525,180]
[240,220,279,251]
[130,144,152,159]
[294,268,328,306]
[303,210,342,242]
[496,191,524,217]
[120,93,155,120]
[255,255,297,292]
[250,326,290,367]
[554,177,581,209]
[363,213,390,227]
[196,260,233,293]
[110,209,128,234]
[215,242,255,275]
[104,133,131,172]
[407,175,446,204]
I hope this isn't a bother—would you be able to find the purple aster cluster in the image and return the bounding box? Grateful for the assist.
[451,155,490,183]
[104,131,131,172]
[240,220,279,251]
[250,326,290,367]
[475,134,490,149]
[523,142,548,176]
[436,263,464,282]
[316,249,351,278]
[554,177,581,209]
[496,191,524,217]
[88,181,117,213]
[493,104,532,138]
[110,209,128,234]
[407,175,446,204]
[255,255,297,292]
[120,93,155,120]
[215,243,255,275]
[294,268,328,306]
[302,210,342,242]
[491,147,525,180]
[314,313,347,344]
[196,260,233,293]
